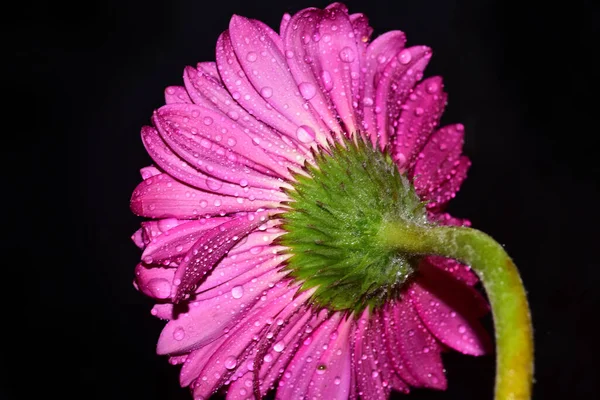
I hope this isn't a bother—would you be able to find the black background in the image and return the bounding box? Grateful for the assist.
[7,0,598,399]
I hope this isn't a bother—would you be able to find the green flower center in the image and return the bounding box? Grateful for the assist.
[280,136,428,312]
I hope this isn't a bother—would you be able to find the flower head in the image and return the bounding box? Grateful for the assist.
[130,3,492,399]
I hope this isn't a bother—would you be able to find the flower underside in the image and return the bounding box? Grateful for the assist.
[280,135,429,313]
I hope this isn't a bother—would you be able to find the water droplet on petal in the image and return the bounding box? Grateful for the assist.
[260,86,273,99]
[398,49,412,65]
[458,325,466,333]
[173,327,185,341]
[334,376,341,385]
[285,50,294,59]
[273,341,285,352]
[224,356,238,370]
[316,364,327,374]
[339,46,355,63]
[246,52,258,62]
[426,81,439,93]
[203,116,213,126]
[321,70,333,91]
[207,177,223,190]
[231,285,244,299]
[296,125,316,143]
[298,82,317,100]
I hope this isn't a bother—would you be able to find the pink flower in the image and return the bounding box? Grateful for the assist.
[130,3,491,399]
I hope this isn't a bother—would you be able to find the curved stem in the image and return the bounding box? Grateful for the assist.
[380,222,533,400]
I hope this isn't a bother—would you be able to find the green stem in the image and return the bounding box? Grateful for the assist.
[380,221,533,400]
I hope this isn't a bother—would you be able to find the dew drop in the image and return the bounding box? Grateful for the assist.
[285,50,294,59]
[426,81,439,93]
[398,49,412,65]
[339,46,355,63]
[273,341,285,352]
[239,179,248,187]
[321,70,333,91]
[224,356,238,370]
[203,116,213,126]
[173,327,185,341]
[334,376,341,385]
[315,364,327,375]
[458,325,466,334]
[298,82,317,100]
[231,285,244,299]
[296,125,316,143]
[246,52,258,62]
[207,177,223,190]
[260,86,273,99]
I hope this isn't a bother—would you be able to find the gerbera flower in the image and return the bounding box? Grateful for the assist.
[130,3,533,399]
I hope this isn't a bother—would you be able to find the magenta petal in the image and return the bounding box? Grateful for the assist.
[171,211,271,303]
[409,262,492,356]
[390,300,447,389]
[352,311,390,400]
[424,155,470,209]
[196,61,219,78]
[426,255,479,287]
[277,312,343,398]
[215,31,300,140]
[279,12,291,36]
[362,31,407,146]
[130,173,277,219]
[282,8,343,137]
[140,126,287,202]
[256,303,323,397]
[412,123,469,205]
[141,217,231,265]
[193,253,288,302]
[153,104,287,188]
[190,284,298,398]
[227,15,332,146]
[134,263,175,299]
[374,45,432,147]
[157,267,286,355]
[164,86,192,104]
[392,76,447,171]
[179,335,228,387]
[305,315,353,399]
[183,65,308,168]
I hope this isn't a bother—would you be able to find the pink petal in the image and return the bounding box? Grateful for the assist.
[164,86,192,104]
[279,13,291,37]
[134,263,175,299]
[140,165,161,179]
[412,123,468,203]
[141,217,231,265]
[171,211,272,303]
[284,6,359,138]
[423,155,470,209]
[196,61,219,78]
[352,311,390,400]
[362,31,407,146]
[151,303,174,320]
[183,65,309,168]
[153,104,288,186]
[227,15,332,146]
[179,334,228,387]
[157,267,287,355]
[389,300,447,389]
[305,314,353,400]
[281,8,343,137]
[190,284,300,398]
[392,76,447,171]
[277,312,343,398]
[225,371,254,400]
[426,255,479,287]
[374,45,432,147]
[256,304,324,397]
[131,229,146,249]
[140,126,287,202]
[193,252,289,302]
[409,262,492,356]
[130,172,277,219]
[215,32,300,139]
